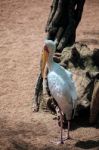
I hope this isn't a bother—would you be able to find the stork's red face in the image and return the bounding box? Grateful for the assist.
[44,45,49,53]
[41,45,49,78]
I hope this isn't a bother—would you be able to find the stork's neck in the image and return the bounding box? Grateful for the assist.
[47,51,54,71]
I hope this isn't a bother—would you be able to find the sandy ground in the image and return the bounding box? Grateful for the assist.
[0,0,99,149]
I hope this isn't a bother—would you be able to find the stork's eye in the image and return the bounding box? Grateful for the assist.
[44,45,49,53]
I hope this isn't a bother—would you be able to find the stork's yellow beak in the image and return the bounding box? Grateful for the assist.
[41,49,49,78]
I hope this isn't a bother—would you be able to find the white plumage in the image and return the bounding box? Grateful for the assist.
[48,63,77,119]
[41,40,77,144]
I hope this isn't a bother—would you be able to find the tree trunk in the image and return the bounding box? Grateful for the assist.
[46,0,85,52]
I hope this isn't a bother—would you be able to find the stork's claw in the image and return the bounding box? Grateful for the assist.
[61,140,64,144]
[50,139,64,145]
[61,136,71,141]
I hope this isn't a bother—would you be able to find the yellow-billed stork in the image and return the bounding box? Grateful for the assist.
[41,40,77,144]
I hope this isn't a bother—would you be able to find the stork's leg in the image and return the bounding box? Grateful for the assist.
[50,108,64,145]
[67,120,71,139]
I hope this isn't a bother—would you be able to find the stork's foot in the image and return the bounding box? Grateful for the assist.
[50,138,64,145]
[65,135,71,140]
[55,140,64,145]
[50,135,72,145]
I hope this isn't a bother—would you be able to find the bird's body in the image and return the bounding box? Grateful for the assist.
[47,62,77,120]
[41,40,77,144]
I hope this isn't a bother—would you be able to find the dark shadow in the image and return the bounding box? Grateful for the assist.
[70,108,91,131]
[95,120,99,129]
[0,115,99,150]
[11,139,70,150]
[57,107,90,130]
[70,56,85,69]
[0,117,48,149]
[0,117,71,150]
[58,105,99,131]
[11,139,35,150]
[75,140,99,149]
[0,117,48,138]
[70,47,85,69]
[92,48,99,68]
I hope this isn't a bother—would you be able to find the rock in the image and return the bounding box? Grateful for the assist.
[60,43,95,102]
[89,81,99,124]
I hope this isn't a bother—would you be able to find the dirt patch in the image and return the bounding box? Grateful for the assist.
[0,0,99,149]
